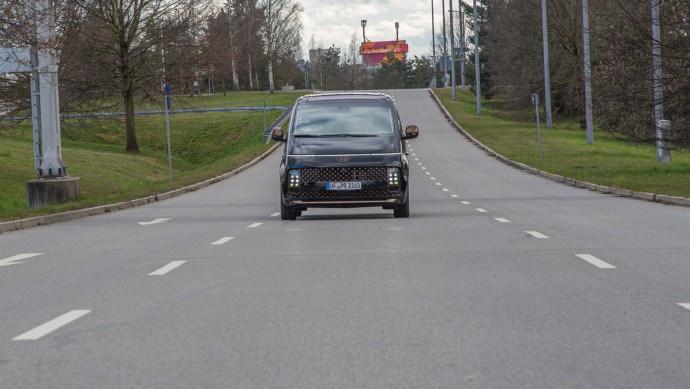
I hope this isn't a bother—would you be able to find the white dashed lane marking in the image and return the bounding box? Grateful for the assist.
[13,310,91,341]
[211,237,234,245]
[247,223,263,228]
[462,201,471,205]
[495,218,511,223]
[526,231,550,239]
[149,261,186,276]
[137,218,171,226]
[476,208,488,213]
[576,254,616,269]
[0,253,43,267]
[678,303,690,311]
[270,212,280,217]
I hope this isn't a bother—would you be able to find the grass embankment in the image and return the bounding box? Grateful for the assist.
[434,88,690,198]
[0,91,307,222]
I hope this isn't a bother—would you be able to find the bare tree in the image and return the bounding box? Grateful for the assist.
[260,0,302,93]
[64,0,210,152]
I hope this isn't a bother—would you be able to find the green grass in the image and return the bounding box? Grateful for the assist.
[0,91,309,222]
[434,88,690,198]
[2,88,689,222]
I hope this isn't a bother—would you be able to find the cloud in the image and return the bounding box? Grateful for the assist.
[300,0,439,58]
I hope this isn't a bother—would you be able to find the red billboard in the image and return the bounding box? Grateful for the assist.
[360,40,409,66]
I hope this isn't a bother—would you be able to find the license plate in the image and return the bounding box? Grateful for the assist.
[326,181,362,190]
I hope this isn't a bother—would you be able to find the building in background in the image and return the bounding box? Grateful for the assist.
[360,40,408,66]
[308,48,326,66]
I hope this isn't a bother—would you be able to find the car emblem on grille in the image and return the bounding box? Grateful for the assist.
[336,156,351,162]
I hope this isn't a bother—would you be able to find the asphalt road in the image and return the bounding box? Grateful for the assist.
[2,89,690,388]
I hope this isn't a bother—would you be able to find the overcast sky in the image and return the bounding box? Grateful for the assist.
[300,0,445,60]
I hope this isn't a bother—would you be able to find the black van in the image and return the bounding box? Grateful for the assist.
[271,93,419,220]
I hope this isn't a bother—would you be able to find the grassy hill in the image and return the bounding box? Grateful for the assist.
[0,91,307,222]
[433,88,690,199]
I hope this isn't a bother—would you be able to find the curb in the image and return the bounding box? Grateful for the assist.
[0,143,282,235]
[428,89,690,208]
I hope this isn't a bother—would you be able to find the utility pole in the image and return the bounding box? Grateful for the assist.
[25,0,80,207]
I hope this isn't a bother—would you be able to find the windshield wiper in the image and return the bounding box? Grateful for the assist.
[293,134,322,138]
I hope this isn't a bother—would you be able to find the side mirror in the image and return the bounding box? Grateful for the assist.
[402,125,419,140]
[271,127,285,142]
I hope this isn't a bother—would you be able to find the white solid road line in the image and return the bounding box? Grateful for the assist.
[0,253,43,267]
[495,218,511,223]
[678,303,690,310]
[211,237,234,245]
[13,310,91,341]
[576,254,616,269]
[247,223,263,228]
[526,231,550,239]
[149,261,186,276]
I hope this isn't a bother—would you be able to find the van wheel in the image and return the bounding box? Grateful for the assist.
[281,198,298,220]
[393,195,410,218]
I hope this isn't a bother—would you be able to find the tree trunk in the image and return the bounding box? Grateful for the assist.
[232,58,239,90]
[124,90,139,152]
[268,61,275,93]
[248,53,253,90]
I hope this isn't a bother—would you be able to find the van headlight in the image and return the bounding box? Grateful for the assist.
[288,169,301,192]
[387,167,401,191]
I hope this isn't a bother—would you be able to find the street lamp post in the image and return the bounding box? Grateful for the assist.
[459,1,466,93]
[473,0,481,116]
[449,0,456,100]
[361,20,368,42]
[431,0,437,88]
[652,0,670,163]
[582,0,594,145]
[442,0,448,87]
[541,0,553,128]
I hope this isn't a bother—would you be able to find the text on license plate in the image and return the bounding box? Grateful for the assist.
[326,181,362,190]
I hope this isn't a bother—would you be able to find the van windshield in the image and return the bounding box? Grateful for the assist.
[292,104,395,137]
